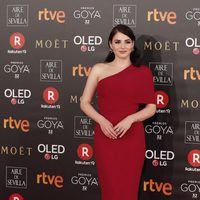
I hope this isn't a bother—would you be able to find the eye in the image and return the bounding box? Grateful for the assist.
[114,40,121,44]
[125,40,132,44]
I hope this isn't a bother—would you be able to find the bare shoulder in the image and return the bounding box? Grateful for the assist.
[91,63,109,78]
[93,63,108,72]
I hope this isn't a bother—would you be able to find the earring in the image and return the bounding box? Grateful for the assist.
[110,49,113,53]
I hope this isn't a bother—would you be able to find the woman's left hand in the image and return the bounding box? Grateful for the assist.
[113,116,135,138]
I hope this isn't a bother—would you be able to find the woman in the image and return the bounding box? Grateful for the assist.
[80,24,156,200]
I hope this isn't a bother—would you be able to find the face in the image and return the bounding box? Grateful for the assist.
[109,32,134,60]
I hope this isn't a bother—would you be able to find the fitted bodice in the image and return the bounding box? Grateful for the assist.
[96,65,155,125]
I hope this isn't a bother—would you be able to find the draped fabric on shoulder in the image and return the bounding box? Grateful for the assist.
[94,65,155,200]
[133,66,156,104]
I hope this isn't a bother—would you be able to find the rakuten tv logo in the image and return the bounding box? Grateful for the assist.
[77,144,93,160]
[155,91,171,114]
[143,179,172,196]
[43,87,59,104]
[156,91,169,108]
[188,150,200,167]
[10,32,25,49]
[9,193,24,200]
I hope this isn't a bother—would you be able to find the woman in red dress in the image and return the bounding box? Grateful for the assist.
[80,24,156,200]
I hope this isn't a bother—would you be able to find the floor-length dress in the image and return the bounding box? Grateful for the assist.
[94,65,156,200]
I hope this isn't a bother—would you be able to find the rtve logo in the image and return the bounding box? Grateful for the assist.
[188,150,200,167]
[77,144,93,161]
[3,116,30,132]
[184,66,200,80]
[143,179,172,196]
[43,87,59,104]
[37,172,64,188]
[10,32,25,49]
[147,9,177,24]
[72,64,92,77]
[38,8,66,23]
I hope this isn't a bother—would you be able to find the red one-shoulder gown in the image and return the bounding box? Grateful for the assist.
[94,65,156,200]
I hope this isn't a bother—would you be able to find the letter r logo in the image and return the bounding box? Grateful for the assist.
[43,87,59,104]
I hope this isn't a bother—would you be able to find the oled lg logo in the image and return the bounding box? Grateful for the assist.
[143,179,172,196]
[145,150,175,167]
[3,116,30,133]
[37,144,65,160]
[73,35,102,52]
[75,144,95,166]
[73,7,101,25]
[147,9,177,24]
[8,32,27,54]
[38,8,66,23]
[4,88,31,105]
[4,61,30,79]
[185,38,200,55]
[9,193,24,200]
[41,87,61,109]
[37,172,64,188]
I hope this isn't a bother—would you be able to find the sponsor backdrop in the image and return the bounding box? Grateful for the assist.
[0,0,200,199]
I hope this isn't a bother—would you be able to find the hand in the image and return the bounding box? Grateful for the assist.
[114,116,135,138]
[99,117,117,139]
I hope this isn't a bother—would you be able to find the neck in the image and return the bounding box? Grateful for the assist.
[111,58,132,68]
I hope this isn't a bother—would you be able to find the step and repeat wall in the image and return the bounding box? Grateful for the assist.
[0,0,200,199]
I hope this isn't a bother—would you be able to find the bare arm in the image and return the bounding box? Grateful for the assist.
[114,104,156,138]
[80,64,104,124]
[129,104,156,123]
[80,64,117,139]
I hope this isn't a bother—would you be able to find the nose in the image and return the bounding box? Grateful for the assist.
[120,42,125,48]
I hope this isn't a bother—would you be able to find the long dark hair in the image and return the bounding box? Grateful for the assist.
[105,24,141,66]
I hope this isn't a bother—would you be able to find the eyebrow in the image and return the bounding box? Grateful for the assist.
[113,39,132,42]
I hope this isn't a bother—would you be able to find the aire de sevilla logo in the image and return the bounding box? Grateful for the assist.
[10,32,25,49]
[43,87,59,104]
[9,193,24,200]
[188,150,200,167]
[77,144,93,161]
[155,90,169,108]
